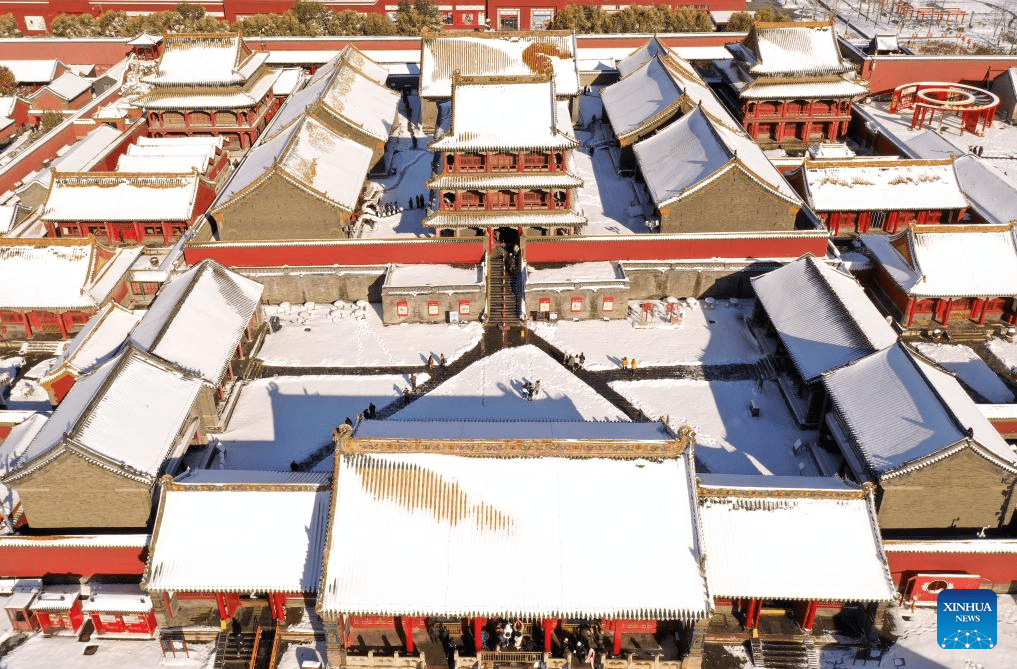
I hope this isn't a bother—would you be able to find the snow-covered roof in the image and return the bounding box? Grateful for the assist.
[0,204,22,235]
[30,584,80,611]
[384,264,483,290]
[748,22,855,77]
[135,68,279,110]
[699,480,895,601]
[353,420,672,442]
[127,32,162,47]
[82,584,151,613]
[339,44,389,85]
[803,159,968,212]
[144,34,259,87]
[420,32,579,99]
[633,106,802,207]
[952,155,1017,227]
[272,68,304,96]
[136,135,224,151]
[4,579,41,610]
[823,343,1017,477]
[739,77,868,100]
[116,153,209,174]
[130,260,262,385]
[7,346,207,484]
[213,115,373,215]
[52,302,140,376]
[863,226,1017,298]
[616,37,671,79]
[320,444,709,619]
[0,240,142,310]
[751,255,897,381]
[144,477,331,593]
[430,76,578,153]
[43,173,201,222]
[126,142,216,162]
[43,72,91,101]
[319,60,399,142]
[424,210,586,229]
[16,125,122,199]
[0,59,64,84]
[871,34,900,53]
[526,261,626,289]
[601,57,684,143]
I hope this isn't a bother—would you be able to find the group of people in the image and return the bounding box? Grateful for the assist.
[522,378,542,400]
[407,194,426,209]
[619,357,639,373]
[426,353,447,369]
[565,352,586,371]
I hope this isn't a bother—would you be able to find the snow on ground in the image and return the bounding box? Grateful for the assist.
[361,138,433,238]
[258,303,483,368]
[531,299,763,370]
[572,137,647,236]
[612,378,816,476]
[392,344,627,421]
[821,596,1017,669]
[0,635,213,669]
[216,375,407,470]
[915,343,1015,403]
[4,380,49,411]
[277,641,327,669]
[986,337,1017,377]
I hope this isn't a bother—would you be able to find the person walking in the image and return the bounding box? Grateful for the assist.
[532,378,541,399]
[410,373,417,390]
[630,358,637,375]
[620,356,628,370]
[369,402,377,419]
[403,387,411,405]
[439,353,447,368]
[231,616,243,650]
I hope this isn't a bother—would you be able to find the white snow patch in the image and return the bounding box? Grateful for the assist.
[914,343,1014,403]
[821,595,1017,669]
[258,303,482,368]
[986,337,1017,377]
[611,378,816,476]
[216,375,408,470]
[0,635,212,669]
[360,138,433,238]
[392,345,627,422]
[531,299,763,370]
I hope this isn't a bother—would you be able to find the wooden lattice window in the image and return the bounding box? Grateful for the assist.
[522,190,548,209]
[490,190,516,210]
[489,153,517,172]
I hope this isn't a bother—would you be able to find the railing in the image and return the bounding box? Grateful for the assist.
[248,625,263,669]
[479,651,544,664]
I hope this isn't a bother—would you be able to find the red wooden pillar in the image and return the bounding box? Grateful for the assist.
[904,298,917,328]
[971,298,985,323]
[612,620,623,655]
[474,617,486,652]
[215,592,229,620]
[941,299,953,326]
[745,599,761,629]
[801,601,818,631]
[401,617,415,654]
[543,618,555,654]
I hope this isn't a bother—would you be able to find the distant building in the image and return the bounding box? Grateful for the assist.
[863,224,1017,328]
[0,238,141,340]
[722,21,868,147]
[418,31,581,132]
[792,158,969,236]
[134,33,282,150]
[381,263,485,324]
[27,71,91,111]
[524,261,629,321]
[41,171,217,246]
[0,59,67,93]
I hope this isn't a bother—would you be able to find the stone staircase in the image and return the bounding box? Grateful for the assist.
[213,626,275,669]
[749,639,819,669]
[487,252,521,327]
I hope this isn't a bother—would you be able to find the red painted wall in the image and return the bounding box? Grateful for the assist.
[524,233,829,263]
[860,56,1017,95]
[887,550,1017,592]
[0,544,148,578]
[184,239,487,267]
[0,36,129,62]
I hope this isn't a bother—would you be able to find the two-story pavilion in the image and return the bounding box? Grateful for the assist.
[135,33,281,151]
[425,74,585,245]
[319,420,711,669]
[723,22,868,147]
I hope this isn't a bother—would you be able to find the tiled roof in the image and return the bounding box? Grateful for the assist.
[130,260,263,385]
[699,478,894,601]
[616,36,671,78]
[751,255,897,381]
[602,57,685,143]
[320,448,709,619]
[424,209,586,229]
[144,478,331,592]
[803,158,968,212]
[748,22,855,77]
[420,32,579,99]
[823,343,1017,477]
[42,173,201,222]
